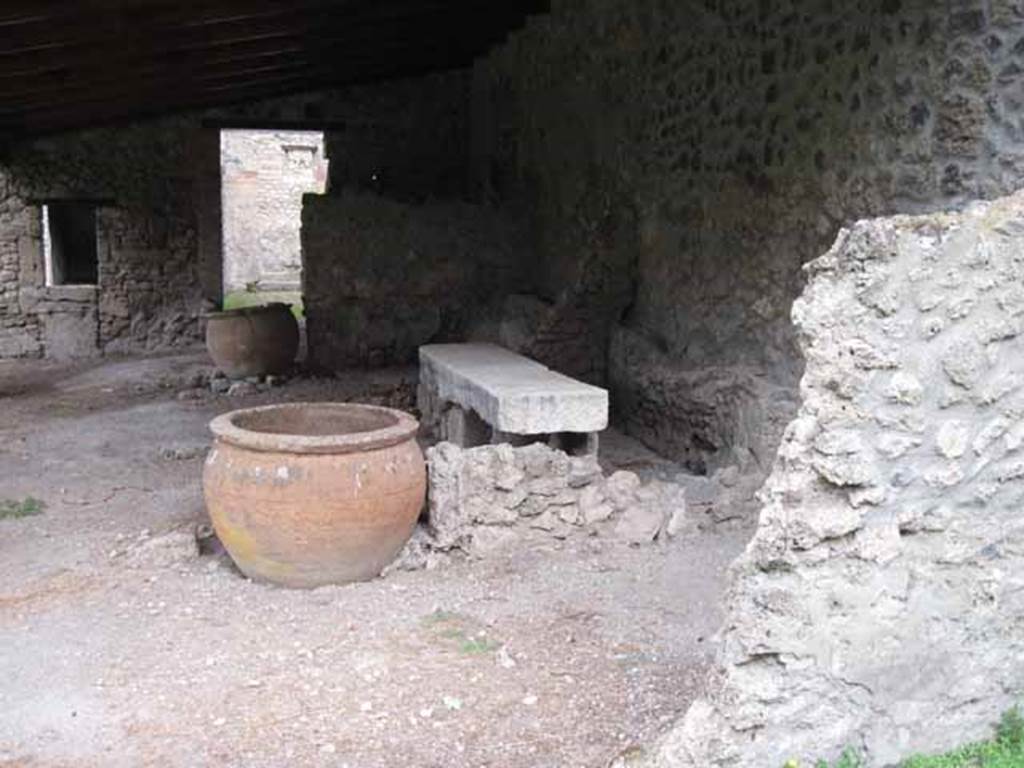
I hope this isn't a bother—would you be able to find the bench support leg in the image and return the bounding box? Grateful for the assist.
[441,404,491,448]
[547,431,599,457]
[488,430,600,457]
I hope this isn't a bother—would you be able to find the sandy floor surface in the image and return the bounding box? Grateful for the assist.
[0,352,752,768]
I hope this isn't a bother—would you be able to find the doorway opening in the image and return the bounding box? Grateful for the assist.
[219,129,327,318]
[42,201,99,286]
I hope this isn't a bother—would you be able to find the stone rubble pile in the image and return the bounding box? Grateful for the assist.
[421,441,690,559]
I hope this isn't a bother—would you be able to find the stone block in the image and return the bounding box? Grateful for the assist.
[41,303,99,359]
[419,342,609,436]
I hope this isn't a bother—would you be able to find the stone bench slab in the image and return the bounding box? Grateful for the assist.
[418,343,608,435]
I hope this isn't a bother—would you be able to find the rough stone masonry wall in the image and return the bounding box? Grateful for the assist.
[221,130,327,293]
[425,441,689,558]
[321,70,471,201]
[293,70,522,372]
[0,170,43,357]
[645,193,1024,766]
[302,191,530,370]
[0,70,470,359]
[472,0,1024,475]
[0,119,203,358]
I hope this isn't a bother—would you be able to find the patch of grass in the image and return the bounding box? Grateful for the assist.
[903,708,1024,768]
[222,290,304,320]
[0,496,45,520]
[785,748,865,768]
[421,609,464,626]
[815,749,866,768]
[459,637,500,655]
[420,609,499,656]
[792,708,1024,768]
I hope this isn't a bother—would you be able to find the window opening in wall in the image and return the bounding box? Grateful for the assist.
[219,128,327,318]
[42,201,98,286]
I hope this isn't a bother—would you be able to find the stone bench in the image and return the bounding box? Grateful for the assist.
[418,343,609,455]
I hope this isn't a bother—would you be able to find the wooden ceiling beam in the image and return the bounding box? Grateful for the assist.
[0,0,549,137]
[0,52,474,136]
[0,0,354,26]
[0,0,363,31]
[0,39,490,124]
[0,19,516,104]
[0,4,527,89]
[0,34,303,78]
[0,0,496,52]
[3,60,340,110]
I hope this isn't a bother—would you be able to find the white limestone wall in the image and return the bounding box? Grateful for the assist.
[648,192,1024,765]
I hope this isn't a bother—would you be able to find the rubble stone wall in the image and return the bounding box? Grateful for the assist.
[0,71,470,359]
[0,119,203,357]
[648,191,1024,766]
[221,130,327,293]
[301,190,530,370]
[425,441,688,557]
[321,70,471,201]
[0,173,43,357]
[471,0,1024,472]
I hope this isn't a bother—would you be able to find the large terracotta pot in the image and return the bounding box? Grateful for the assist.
[203,402,425,588]
[205,303,299,379]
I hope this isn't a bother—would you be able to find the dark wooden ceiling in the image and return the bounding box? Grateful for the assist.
[0,0,546,138]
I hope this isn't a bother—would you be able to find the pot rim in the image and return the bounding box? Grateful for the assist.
[209,402,419,455]
[204,302,293,320]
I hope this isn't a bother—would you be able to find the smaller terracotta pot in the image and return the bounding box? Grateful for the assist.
[203,402,425,588]
[205,302,299,379]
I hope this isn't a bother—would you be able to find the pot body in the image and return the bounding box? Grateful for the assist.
[205,303,299,379]
[203,431,425,588]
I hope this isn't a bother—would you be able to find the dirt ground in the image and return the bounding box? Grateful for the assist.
[0,352,753,768]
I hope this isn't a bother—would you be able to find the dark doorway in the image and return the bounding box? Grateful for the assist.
[43,201,98,286]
